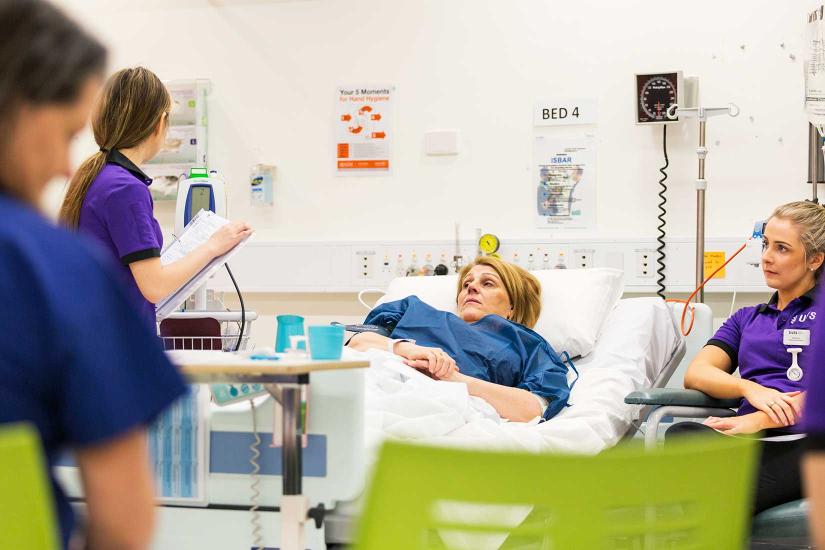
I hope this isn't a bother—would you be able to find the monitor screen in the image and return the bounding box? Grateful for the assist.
[189,186,212,218]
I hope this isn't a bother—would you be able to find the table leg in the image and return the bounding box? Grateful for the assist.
[280,385,306,550]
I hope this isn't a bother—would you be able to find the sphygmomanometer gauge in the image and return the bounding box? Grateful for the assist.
[641,77,676,120]
[635,72,682,124]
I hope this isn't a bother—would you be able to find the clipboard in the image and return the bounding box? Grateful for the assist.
[155,210,251,320]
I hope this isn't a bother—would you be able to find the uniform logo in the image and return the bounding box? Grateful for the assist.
[791,310,817,324]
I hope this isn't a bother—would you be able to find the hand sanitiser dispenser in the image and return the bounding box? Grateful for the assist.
[175,167,227,237]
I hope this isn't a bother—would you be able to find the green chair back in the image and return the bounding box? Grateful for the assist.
[0,423,59,549]
[354,436,757,550]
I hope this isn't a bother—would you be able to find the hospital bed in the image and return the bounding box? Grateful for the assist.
[319,268,694,545]
[58,269,695,549]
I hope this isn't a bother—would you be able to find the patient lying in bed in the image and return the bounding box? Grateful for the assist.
[347,257,571,422]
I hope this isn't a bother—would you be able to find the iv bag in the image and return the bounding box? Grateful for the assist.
[805,6,825,133]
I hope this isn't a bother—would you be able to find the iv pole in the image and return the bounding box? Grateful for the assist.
[667,103,739,303]
[808,122,824,204]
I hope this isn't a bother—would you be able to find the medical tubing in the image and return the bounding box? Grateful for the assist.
[249,399,264,550]
[666,241,749,336]
[225,264,245,352]
[561,351,580,391]
[656,126,669,299]
[358,288,386,311]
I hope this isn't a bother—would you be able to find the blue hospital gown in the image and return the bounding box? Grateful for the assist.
[364,296,571,420]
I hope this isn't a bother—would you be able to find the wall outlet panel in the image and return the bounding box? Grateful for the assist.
[636,249,656,278]
[208,238,770,294]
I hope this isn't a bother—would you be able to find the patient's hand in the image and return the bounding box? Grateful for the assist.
[395,342,459,380]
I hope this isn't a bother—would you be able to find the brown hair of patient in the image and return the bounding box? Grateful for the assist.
[456,256,542,328]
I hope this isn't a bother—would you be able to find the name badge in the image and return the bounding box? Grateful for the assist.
[783,329,810,346]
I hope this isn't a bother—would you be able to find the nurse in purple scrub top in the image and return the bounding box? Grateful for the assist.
[667,201,825,514]
[59,67,252,329]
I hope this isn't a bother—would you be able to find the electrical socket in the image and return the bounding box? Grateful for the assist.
[636,249,656,278]
[573,249,595,269]
[354,250,376,280]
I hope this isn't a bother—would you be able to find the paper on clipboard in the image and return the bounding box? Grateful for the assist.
[155,210,250,320]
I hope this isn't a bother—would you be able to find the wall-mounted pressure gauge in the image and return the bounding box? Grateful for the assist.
[478,233,501,256]
[635,72,683,124]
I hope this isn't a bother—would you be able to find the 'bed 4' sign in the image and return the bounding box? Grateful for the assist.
[534,99,597,127]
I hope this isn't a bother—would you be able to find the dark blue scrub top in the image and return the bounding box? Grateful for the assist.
[77,149,163,328]
[0,193,187,547]
[708,286,818,425]
[364,296,571,420]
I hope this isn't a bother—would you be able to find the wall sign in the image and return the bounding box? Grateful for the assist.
[533,99,597,126]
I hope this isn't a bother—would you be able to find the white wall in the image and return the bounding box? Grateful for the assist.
[56,0,816,242]
[51,0,817,346]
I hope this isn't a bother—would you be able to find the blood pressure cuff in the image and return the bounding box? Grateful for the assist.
[334,322,392,345]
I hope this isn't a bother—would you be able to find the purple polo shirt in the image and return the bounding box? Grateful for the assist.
[707,286,818,425]
[77,150,162,328]
[804,283,825,449]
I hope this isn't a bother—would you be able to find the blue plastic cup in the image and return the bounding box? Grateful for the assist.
[276,315,305,352]
[307,325,345,360]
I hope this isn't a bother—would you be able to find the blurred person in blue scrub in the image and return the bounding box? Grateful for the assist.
[0,1,187,547]
[668,201,825,513]
[59,67,251,329]
[348,256,571,422]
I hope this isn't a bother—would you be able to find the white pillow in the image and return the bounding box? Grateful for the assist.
[374,267,624,359]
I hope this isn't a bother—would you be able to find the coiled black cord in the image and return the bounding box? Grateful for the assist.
[655,126,669,299]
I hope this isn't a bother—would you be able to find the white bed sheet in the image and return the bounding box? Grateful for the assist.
[357,297,682,456]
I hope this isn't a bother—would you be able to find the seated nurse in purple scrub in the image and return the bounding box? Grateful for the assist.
[59,67,251,328]
[666,201,825,514]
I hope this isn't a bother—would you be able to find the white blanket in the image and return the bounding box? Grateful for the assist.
[360,349,635,457]
[358,297,682,457]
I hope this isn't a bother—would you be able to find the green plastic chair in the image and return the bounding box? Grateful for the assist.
[354,436,758,550]
[0,423,59,549]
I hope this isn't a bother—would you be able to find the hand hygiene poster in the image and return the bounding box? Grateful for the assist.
[335,85,395,175]
[534,136,596,229]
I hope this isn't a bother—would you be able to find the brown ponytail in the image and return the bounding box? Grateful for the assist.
[59,66,171,227]
[59,151,107,227]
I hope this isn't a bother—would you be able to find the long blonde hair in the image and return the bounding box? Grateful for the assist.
[769,201,825,279]
[59,67,170,227]
[456,256,542,328]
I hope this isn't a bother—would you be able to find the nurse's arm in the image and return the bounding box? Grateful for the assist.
[448,373,542,423]
[129,221,252,303]
[804,452,825,548]
[75,428,155,550]
[682,346,742,396]
[685,346,799,426]
[129,246,218,303]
